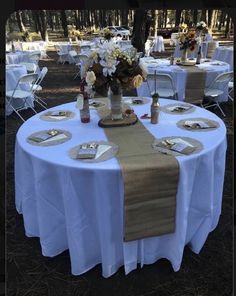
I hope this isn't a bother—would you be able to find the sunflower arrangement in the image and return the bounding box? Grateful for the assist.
[178,29,201,51]
[84,41,146,97]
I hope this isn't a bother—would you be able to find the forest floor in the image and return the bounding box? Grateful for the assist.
[6,49,233,296]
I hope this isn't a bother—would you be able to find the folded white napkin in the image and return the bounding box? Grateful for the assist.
[95,145,111,159]
[42,133,67,143]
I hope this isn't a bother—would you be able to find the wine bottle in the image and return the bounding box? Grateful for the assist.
[196,46,202,64]
[151,92,160,124]
[79,82,90,123]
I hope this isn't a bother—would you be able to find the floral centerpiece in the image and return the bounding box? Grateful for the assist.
[196,21,207,39]
[179,23,188,32]
[84,41,146,120]
[177,29,201,62]
[101,28,114,41]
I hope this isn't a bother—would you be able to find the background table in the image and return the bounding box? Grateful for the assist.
[15,98,227,278]
[138,57,230,102]
[6,51,39,65]
[6,64,34,115]
[212,46,233,71]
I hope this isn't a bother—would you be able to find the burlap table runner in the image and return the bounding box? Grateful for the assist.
[97,100,180,241]
[206,42,218,58]
[179,65,207,104]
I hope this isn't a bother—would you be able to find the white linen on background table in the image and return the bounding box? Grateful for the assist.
[212,46,233,71]
[15,99,227,278]
[5,65,35,115]
[138,58,230,102]
[6,51,35,64]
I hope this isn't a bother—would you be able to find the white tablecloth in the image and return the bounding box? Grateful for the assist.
[15,98,226,278]
[5,64,34,115]
[151,36,165,52]
[212,46,233,71]
[6,51,34,65]
[138,57,230,102]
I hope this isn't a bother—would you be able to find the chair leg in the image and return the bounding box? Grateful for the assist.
[216,102,226,117]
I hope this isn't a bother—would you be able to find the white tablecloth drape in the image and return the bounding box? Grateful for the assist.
[6,64,35,115]
[15,99,227,278]
[212,46,233,71]
[151,36,165,52]
[137,57,230,102]
[6,51,34,65]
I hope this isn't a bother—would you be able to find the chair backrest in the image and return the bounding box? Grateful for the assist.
[127,47,137,58]
[19,62,37,73]
[18,73,38,84]
[78,54,89,63]
[207,71,233,90]
[147,73,176,94]
[80,45,91,53]
[29,51,41,62]
[69,50,78,57]
[10,73,38,98]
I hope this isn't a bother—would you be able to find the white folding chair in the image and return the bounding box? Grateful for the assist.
[29,51,41,64]
[69,51,81,79]
[77,54,90,79]
[19,62,38,73]
[32,67,48,109]
[147,73,178,100]
[54,44,68,64]
[228,79,234,102]
[80,45,91,54]
[6,73,39,121]
[202,71,233,117]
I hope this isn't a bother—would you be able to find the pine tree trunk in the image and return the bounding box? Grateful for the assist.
[175,10,182,27]
[60,10,68,38]
[131,9,147,54]
[225,14,230,38]
[47,11,54,31]
[31,10,39,33]
[154,10,158,37]
[218,11,224,31]
[39,10,49,41]
[193,9,198,25]
[15,11,26,33]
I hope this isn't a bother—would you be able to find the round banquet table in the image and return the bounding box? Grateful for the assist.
[5,64,34,115]
[212,46,233,71]
[15,98,227,278]
[138,57,230,102]
[6,51,36,65]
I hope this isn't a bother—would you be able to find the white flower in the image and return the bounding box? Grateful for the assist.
[100,58,119,77]
[85,71,96,86]
[132,74,143,88]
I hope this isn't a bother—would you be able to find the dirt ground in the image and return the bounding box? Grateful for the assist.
[6,50,233,296]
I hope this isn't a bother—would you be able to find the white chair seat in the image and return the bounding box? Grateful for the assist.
[228,81,233,88]
[32,84,42,91]
[204,89,223,97]
[6,89,32,99]
[155,88,176,97]
[19,62,37,73]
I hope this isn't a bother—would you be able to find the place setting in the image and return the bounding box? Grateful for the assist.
[152,136,204,156]
[160,103,196,115]
[176,117,220,131]
[40,110,76,121]
[27,129,72,146]
[123,97,150,106]
[69,140,119,162]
